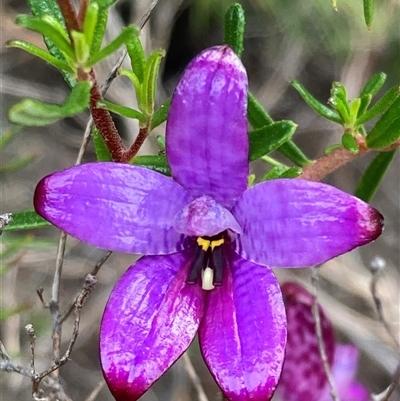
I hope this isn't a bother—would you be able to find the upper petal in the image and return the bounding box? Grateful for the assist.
[166,46,249,209]
[232,179,383,267]
[34,163,192,254]
[100,251,205,400]
[174,195,242,237]
[276,282,335,401]
[198,250,287,401]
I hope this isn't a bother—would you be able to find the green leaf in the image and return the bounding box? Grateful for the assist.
[291,80,343,124]
[262,165,302,180]
[86,25,139,66]
[366,95,400,149]
[356,86,400,125]
[348,98,361,126]
[16,14,74,60]
[140,49,165,116]
[4,211,52,231]
[156,135,165,151]
[330,82,348,105]
[247,92,311,166]
[363,0,374,29]
[90,5,108,55]
[224,3,245,58]
[126,36,147,83]
[0,126,23,149]
[279,167,302,178]
[92,0,119,7]
[71,30,90,64]
[328,96,350,123]
[249,121,297,161]
[92,127,112,161]
[357,94,372,118]
[247,92,274,127]
[324,143,342,155]
[341,133,359,154]
[131,155,171,176]
[355,150,396,202]
[83,2,99,53]
[6,40,74,73]
[0,155,37,175]
[8,81,91,126]
[360,72,386,97]
[151,98,171,130]
[98,99,146,122]
[26,0,75,87]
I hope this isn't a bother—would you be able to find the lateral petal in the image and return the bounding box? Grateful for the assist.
[34,163,192,254]
[233,179,383,267]
[277,282,335,401]
[199,250,286,401]
[100,251,205,400]
[166,46,249,209]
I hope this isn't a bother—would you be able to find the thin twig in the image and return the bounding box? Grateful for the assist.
[311,268,340,401]
[83,380,106,401]
[181,352,210,401]
[372,361,400,401]
[0,340,31,377]
[369,256,400,350]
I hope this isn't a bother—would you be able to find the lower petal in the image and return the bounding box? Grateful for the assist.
[198,250,287,401]
[100,251,205,400]
[232,179,383,268]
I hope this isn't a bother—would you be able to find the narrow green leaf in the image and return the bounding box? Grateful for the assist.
[156,135,165,151]
[355,150,396,202]
[26,0,75,87]
[0,126,23,149]
[349,98,361,126]
[140,49,165,116]
[98,99,146,122]
[92,0,119,6]
[341,133,359,154]
[86,25,139,66]
[247,92,274,127]
[366,95,400,149]
[249,121,297,161]
[0,303,34,321]
[8,81,91,126]
[92,127,112,161]
[131,154,171,176]
[4,211,51,231]
[291,80,343,124]
[224,3,245,58]
[0,155,37,175]
[119,69,141,95]
[328,96,350,123]
[331,82,348,105]
[324,143,342,155]
[151,98,171,130]
[83,2,99,53]
[126,36,147,83]
[71,31,90,64]
[90,5,108,55]
[357,94,372,118]
[248,93,310,166]
[262,165,289,180]
[16,15,74,60]
[363,0,374,29]
[280,167,303,178]
[360,72,386,97]
[7,40,74,73]
[356,86,400,125]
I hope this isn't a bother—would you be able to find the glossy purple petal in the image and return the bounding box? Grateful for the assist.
[34,163,192,254]
[166,46,249,209]
[233,179,383,268]
[174,195,242,237]
[199,250,286,401]
[100,251,205,400]
[319,345,369,401]
[277,282,335,401]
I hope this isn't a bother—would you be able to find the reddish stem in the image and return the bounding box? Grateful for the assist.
[77,0,89,27]
[56,0,81,34]
[121,126,150,163]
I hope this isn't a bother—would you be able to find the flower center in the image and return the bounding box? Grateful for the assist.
[186,234,226,290]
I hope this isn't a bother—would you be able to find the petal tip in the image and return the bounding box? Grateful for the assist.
[357,203,384,242]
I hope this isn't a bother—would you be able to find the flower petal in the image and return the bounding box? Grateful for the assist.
[34,163,192,254]
[277,282,335,401]
[166,46,249,209]
[232,179,383,267]
[100,251,205,400]
[198,250,286,401]
[174,195,242,237]
[319,345,369,401]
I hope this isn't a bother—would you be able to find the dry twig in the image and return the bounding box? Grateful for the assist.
[181,352,210,401]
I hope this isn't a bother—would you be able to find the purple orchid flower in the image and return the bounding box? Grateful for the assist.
[276,282,369,401]
[34,46,383,401]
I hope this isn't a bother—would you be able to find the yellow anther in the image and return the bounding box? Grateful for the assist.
[197,237,211,251]
[210,238,224,250]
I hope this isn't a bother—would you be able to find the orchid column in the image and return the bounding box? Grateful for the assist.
[34,46,383,401]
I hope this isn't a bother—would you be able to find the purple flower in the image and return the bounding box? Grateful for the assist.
[276,282,369,401]
[34,46,382,401]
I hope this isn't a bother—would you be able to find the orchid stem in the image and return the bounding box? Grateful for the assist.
[182,352,210,401]
[260,155,287,167]
[56,0,81,34]
[311,267,341,401]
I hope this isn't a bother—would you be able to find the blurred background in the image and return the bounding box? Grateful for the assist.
[1,0,399,399]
